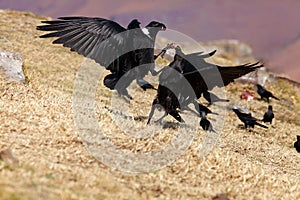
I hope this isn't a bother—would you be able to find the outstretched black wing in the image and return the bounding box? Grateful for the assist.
[37,17,127,69]
[159,47,263,99]
[180,51,262,97]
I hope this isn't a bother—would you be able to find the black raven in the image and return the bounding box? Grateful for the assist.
[203,91,230,105]
[262,105,274,124]
[256,84,280,103]
[146,84,213,124]
[232,108,268,129]
[294,135,300,153]
[37,17,166,99]
[200,111,213,131]
[147,46,263,124]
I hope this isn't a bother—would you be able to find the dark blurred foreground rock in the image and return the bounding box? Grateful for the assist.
[212,193,229,200]
[0,148,19,165]
[0,50,25,83]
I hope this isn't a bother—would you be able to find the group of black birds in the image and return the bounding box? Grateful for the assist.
[37,16,299,152]
[232,84,278,130]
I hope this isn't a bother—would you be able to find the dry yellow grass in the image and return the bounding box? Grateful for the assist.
[0,10,300,200]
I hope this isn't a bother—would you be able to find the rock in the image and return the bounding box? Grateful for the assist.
[0,50,26,83]
[0,148,19,165]
[201,39,255,64]
[212,193,229,200]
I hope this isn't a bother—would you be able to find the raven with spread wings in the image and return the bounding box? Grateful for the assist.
[37,17,166,99]
[147,46,263,124]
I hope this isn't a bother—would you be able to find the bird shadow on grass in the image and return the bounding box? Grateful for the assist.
[133,116,149,122]
[236,125,262,134]
[161,121,196,130]
[104,105,149,122]
[162,121,181,130]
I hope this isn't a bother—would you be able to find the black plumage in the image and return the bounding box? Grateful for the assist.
[37,17,166,99]
[294,135,300,153]
[256,84,280,103]
[232,108,268,129]
[147,46,263,124]
[263,105,274,124]
[171,47,263,99]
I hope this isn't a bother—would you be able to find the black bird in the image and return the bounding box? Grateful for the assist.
[294,135,300,153]
[200,111,213,131]
[203,91,230,105]
[256,84,280,103]
[262,105,274,124]
[232,108,268,129]
[37,17,166,99]
[147,46,263,124]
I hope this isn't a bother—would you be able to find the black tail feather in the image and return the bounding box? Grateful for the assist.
[255,122,268,129]
[271,95,280,101]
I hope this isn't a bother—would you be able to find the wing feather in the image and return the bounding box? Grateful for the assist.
[37,17,127,68]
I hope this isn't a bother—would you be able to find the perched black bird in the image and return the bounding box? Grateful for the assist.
[147,46,263,124]
[37,17,166,99]
[256,84,280,103]
[294,135,300,153]
[262,105,274,124]
[203,91,230,105]
[200,111,213,131]
[232,108,268,129]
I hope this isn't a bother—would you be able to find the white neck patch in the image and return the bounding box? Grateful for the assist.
[142,28,152,39]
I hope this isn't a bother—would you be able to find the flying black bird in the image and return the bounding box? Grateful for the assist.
[37,17,166,99]
[203,91,230,105]
[200,111,214,131]
[294,135,300,153]
[256,84,280,103]
[232,108,268,129]
[147,46,263,124]
[262,105,274,124]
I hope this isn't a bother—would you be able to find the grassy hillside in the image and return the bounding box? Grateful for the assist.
[0,10,299,200]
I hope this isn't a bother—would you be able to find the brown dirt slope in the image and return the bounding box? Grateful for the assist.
[0,10,300,200]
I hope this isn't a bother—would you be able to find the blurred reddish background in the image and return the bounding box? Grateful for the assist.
[1,0,299,82]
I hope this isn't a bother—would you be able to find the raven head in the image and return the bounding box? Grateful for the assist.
[127,19,141,29]
[268,105,273,110]
[175,45,182,53]
[256,84,263,90]
[146,21,166,31]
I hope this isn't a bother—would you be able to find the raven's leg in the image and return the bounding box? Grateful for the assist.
[136,79,156,91]
[191,100,201,116]
[105,73,134,100]
[203,91,212,105]
[183,105,199,117]
[154,112,168,125]
[169,110,184,123]
[116,88,133,100]
[147,105,156,124]
[260,96,264,101]
[147,99,159,124]
[154,50,166,60]
[154,43,175,61]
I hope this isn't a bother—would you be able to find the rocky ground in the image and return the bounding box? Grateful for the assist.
[0,10,299,200]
